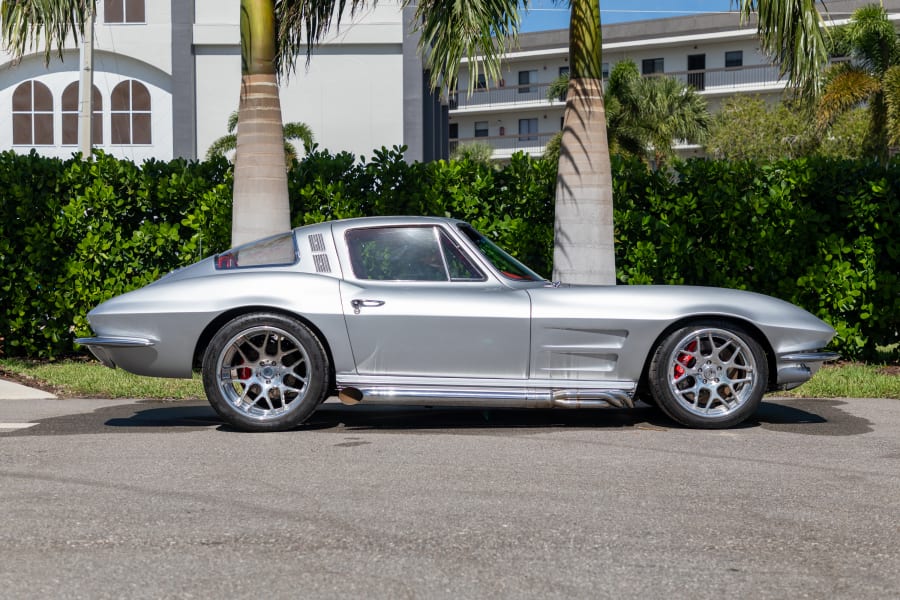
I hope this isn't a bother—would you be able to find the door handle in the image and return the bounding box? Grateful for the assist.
[351,299,385,314]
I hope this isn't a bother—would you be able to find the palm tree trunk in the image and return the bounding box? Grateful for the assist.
[552,0,615,285]
[232,0,290,247]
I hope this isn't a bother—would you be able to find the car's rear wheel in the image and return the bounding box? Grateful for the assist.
[202,313,329,432]
[648,321,768,429]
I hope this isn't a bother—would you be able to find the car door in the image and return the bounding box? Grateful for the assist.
[338,224,531,379]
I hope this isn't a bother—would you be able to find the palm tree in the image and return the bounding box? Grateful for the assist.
[547,62,710,167]
[237,0,523,246]
[551,0,613,284]
[624,69,710,167]
[818,4,900,163]
[207,110,315,164]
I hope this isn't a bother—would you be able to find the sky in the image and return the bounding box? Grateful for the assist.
[519,0,738,32]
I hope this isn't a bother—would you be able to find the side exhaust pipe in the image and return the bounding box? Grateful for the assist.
[338,387,363,405]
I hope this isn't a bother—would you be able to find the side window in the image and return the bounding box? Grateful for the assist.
[12,81,53,146]
[346,226,485,282]
[111,80,151,144]
[105,0,146,24]
[347,227,447,281]
[440,231,484,281]
[214,232,297,270]
[62,82,103,145]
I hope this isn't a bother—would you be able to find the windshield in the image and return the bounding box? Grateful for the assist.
[458,225,545,282]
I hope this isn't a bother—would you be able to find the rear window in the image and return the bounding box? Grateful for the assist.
[215,232,297,270]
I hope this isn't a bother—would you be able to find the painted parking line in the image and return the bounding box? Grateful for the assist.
[0,423,38,431]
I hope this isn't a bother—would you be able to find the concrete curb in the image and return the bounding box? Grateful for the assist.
[0,378,57,400]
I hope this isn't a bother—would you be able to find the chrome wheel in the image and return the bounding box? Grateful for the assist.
[202,313,329,431]
[216,325,311,420]
[648,321,768,429]
[666,328,758,418]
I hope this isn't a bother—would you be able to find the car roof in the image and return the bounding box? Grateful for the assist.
[294,216,466,233]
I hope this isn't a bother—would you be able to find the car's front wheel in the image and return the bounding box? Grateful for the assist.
[648,321,768,429]
[202,313,329,432]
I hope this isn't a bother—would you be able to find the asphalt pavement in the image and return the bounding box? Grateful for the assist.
[2,378,899,598]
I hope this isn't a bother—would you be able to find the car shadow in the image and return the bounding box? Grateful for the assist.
[6,397,867,437]
[101,397,863,436]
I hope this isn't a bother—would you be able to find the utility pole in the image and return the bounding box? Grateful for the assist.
[78,6,95,157]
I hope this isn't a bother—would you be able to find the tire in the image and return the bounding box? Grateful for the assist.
[648,321,768,429]
[202,313,330,432]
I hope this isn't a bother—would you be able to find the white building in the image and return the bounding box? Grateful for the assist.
[0,0,445,163]
[3,0,898,164]
[450,0,900,160]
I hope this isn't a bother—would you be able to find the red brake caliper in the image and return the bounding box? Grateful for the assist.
[674,340,698,380]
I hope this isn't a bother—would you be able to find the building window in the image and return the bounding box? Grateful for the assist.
[642,58,664,75]
[62,82,103,146]
[111,80,151,145]
[474,121,489,138]
[476,73,487,91]
[518,70,537,93]
[12,81,53,146]
[104,0,145,23]
[518,118,538,142]
[725,51,743,68]
[555,66,570,101]
[687,54,706,91]
[601,62,609,79]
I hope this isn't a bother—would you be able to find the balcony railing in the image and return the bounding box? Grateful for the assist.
[450,83,559,110]
[652,63,784,91]
[450,63,788,111]
[450,132,557,157]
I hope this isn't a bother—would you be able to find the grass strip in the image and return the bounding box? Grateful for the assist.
[0,359,897,401]
[776,362,900,399]
[0,358,204,400]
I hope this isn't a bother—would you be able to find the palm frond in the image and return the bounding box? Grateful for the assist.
[282,121,315,152]
[737,0,828,98]
[227,110,240,134]
[882,65,900,147]
[410,0,524,93]
[818,65,879,128]
[546,72,569,101]
[845,4,899,77]
[274,0,370,77]
[206,134,237,160]
[1,0,95,64]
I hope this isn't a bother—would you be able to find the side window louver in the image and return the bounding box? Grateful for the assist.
[308,234,331,273]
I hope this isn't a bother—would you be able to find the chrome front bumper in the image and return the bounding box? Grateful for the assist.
[775,351,841,390]
[74,336,156,369]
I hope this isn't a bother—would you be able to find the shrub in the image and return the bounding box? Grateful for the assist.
[0,149,896,360]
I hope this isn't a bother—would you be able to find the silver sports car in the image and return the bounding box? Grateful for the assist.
[77,216,838,432]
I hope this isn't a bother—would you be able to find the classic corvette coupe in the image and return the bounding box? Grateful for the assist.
[77,216,838,432]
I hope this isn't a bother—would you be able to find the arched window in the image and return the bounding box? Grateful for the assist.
[111,80,151,145]
[104,0,145,23]
[12,81,53,145]
[62,82,103,146]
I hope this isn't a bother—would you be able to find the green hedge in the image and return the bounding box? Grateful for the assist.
[0,148,896,360]
[613,156,899,357]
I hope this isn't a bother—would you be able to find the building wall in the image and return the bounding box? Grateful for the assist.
[1,0,409,162]
[450,0,900,160]
[0,0,175,161]
[193,0,406,160]
[449,28,781,160]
